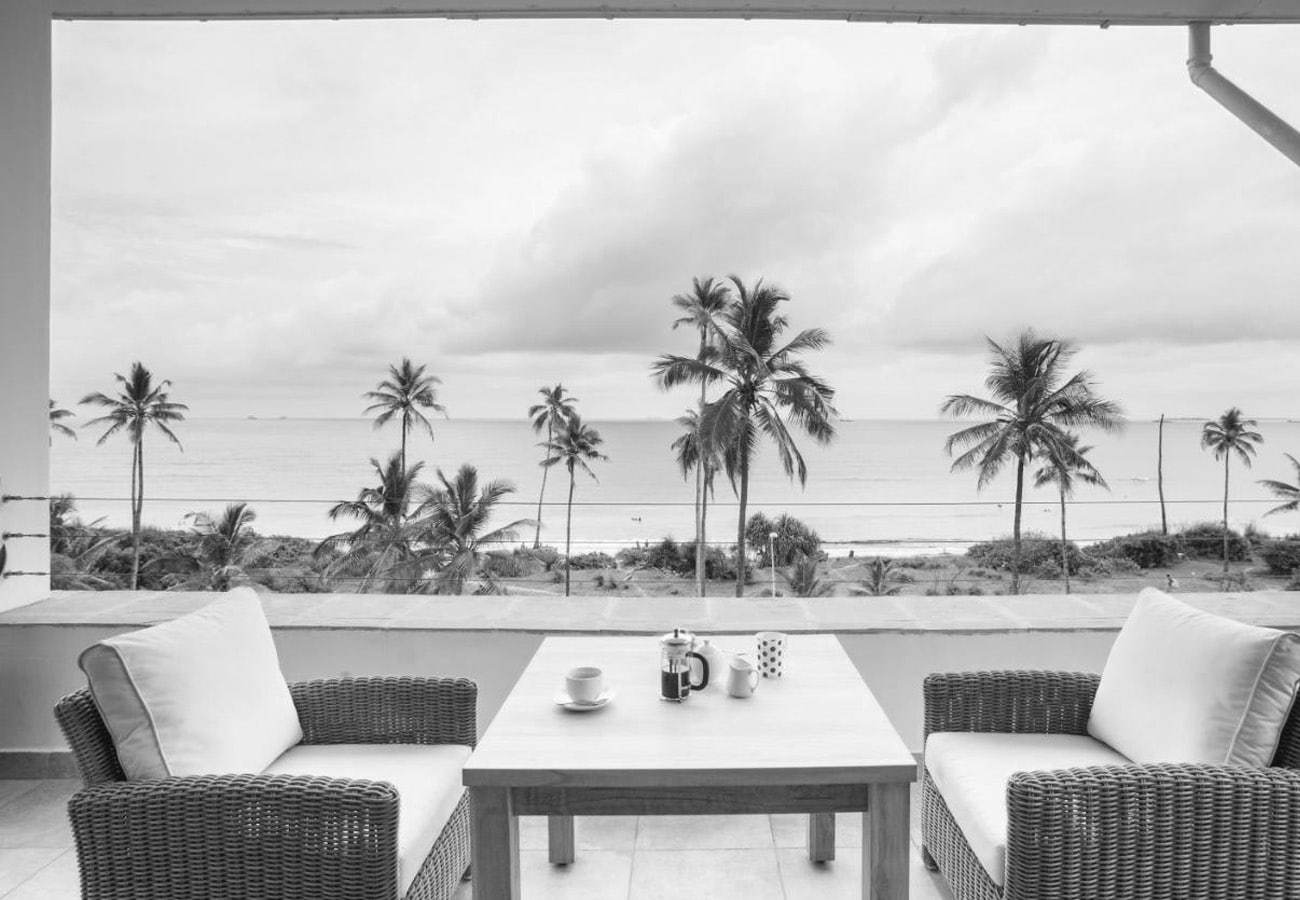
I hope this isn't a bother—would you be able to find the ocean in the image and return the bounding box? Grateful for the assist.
[49,417,1300,556]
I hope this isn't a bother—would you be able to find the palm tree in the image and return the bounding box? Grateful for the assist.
[850,558,914,596]
[654,276,837,597]
[363,358,446,473]
[48,495,119,591]
[81,362,188,590]
[527,384,579,548]
[782,552,835,597]
[941,331,1123,593]
[1202,407,1263,573]
[669,277,732,597]
[1033,434,1108,593]
[316,453,429,593]
[540,414,607,597]
[49,399,76,444]
[1259,453,1300,518]
[670,407,722,596]
[172,502,262,591]
[413,463,533,595]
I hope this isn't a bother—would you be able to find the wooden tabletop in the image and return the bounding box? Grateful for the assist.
[463,634,916,789]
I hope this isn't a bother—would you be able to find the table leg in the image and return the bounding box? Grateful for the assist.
[808,812,835,862]
[548,814,576,864]
[863,783,910,900]
[470,787,520,900]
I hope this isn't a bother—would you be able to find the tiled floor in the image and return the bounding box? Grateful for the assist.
[0,779,953,899]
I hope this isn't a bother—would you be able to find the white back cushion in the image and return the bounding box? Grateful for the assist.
[80,588,303,780]
[1088,588,1300,765]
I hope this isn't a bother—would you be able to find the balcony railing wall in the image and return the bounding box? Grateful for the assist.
[1,590,1295,774]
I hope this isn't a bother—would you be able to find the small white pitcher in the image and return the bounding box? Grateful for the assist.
[727,656,760,699]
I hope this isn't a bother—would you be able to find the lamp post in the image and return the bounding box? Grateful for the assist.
[768,531,778,597]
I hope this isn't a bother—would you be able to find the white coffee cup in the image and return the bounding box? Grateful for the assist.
[727,657,760,698]
[565,666,605,704]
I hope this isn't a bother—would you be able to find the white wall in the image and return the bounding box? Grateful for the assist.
[0,2,53,612]
[0,624,1118,756]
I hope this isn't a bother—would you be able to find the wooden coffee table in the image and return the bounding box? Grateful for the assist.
[463,634,916,899]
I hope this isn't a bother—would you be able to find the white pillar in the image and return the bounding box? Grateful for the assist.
[0,2,52,610]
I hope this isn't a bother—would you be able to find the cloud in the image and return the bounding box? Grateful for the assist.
[47,19,1300,421]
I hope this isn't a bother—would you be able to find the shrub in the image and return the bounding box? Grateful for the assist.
[566,551,617,570]
[1258,537,1300,576]
[745,513,822,566]
[1177,522,1251,561]
[1078,555,1141,578]
[1085,531,1182,570]
[530,546,561,571]
[481,549,533,579]
[967,533,1084,576]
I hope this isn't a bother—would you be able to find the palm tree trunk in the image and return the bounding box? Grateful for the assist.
[700,473,709,598]
[534,423,552,548]
[1059,486,1070,594]
[693,449,704,598]
[1223,454,1231,574]
[564,465,575,597]
[694,341,707,600]
[1157,414,1168,536]
[400,410,409,474]
[1011,455,1025,594]
[131,441,143,591]
[735,452,750,598]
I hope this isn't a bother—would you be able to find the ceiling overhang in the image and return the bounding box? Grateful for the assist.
[48,0,1300,26]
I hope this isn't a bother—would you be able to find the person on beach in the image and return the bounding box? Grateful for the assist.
[1166,574,1179,592]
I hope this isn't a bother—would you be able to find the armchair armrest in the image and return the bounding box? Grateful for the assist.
[290,676,477,747]
[69,774,401,900]
[1004,763,1300,900]
[923,671,1099,738]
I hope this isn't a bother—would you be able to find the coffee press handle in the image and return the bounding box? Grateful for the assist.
[686,652,709,690]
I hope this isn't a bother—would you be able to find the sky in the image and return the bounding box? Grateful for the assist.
[49,18,1300,422]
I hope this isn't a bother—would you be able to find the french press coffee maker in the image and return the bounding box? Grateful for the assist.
[660,628,709,701]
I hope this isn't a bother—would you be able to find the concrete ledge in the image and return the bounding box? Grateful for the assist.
[3,589,1299,634]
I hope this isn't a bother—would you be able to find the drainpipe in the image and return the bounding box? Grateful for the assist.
[1187,22,1300,169]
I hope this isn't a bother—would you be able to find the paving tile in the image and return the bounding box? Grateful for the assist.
[0,849,66,895]
[634,815,774,851]
[770,812,862,849]
[0,782,76,850]
[629,848,783,900]
[2,850,78,900]
[776,847,953,900]
[519,816,638,852]
[519,849,633,899]
[0,784,41,811]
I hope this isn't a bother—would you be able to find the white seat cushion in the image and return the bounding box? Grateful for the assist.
[79,588,303,780]
[1088,588,1300,766]
[263,743,472,895]
[925,732,1130,887]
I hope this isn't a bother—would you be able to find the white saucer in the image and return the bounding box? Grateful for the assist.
[554,689,615,711]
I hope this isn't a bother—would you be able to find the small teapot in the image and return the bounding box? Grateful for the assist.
[660,628,709,702]
[694,638,729,688]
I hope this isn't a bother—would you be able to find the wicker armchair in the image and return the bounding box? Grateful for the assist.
[55,675,477,900]
[921,671,1300,900]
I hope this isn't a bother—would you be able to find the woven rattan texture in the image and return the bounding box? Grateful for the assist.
[54,689,126,786]
[922,670,1300,900]
[292,676,478,748]
[921,769,1001,900]
[922,670,1098,739]
[403,791,472,900]
[56,676,476,900]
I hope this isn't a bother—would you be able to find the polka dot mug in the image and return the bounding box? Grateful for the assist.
[755,631,787,678]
